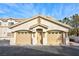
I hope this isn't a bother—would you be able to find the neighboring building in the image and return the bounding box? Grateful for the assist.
[0,15,72,46]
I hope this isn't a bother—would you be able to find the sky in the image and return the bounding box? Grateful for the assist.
[0,3,79,20]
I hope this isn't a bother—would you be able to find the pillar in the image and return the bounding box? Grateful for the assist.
[32,32,37,45]
[65,32,69,45]
[43,32,47,45]
[62,32,66,45]
[10,32,16,45]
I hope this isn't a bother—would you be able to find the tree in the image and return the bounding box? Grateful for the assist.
[70,14,79,36]
[59,17,71,25]
[70,14,79,27]
[59,14,79,36]
[62,17,71,25]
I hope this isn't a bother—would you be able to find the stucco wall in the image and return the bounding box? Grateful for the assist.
[40,18,69,32]
[11,19,38,32]
[0,27,9,38]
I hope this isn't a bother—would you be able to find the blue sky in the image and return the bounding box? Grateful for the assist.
[0,3,79,20]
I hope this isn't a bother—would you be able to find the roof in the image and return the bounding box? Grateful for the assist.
[9,15,72,29]
[0,18,27,22]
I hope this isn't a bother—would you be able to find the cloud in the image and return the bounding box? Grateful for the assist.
[0,3,79,20]
[11,3,38,18]
[1,3,38,18]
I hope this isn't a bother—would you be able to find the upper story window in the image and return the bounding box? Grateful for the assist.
[8,22,14,26]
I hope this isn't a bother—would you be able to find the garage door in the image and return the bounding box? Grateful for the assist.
[0,40,10,46]
[47,31,63,45]
[16,31,32,45]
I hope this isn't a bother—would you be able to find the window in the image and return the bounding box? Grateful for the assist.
[18,32,20,34]
[55,32,58,34]
[52,32,54,34]
[25,32,27,34]
[59,32,62,34]
[8,22,14,25]
[48,32,50,34]
[21,32,24,34]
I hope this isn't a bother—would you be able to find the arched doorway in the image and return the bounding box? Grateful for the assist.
[36,29,43,45]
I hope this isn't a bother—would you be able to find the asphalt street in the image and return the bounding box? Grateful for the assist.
[0,46,79,56]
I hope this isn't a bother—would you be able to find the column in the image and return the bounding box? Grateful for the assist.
[10,32,16,45]
[62,32,66,45]
[32,32,37,45]
[32,33,34,45]
[43,32,47,45]
[65,32,69,45]
[32,33,37,45]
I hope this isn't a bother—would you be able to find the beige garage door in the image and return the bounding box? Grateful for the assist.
[16,31,32,45]
[47,31,63,45]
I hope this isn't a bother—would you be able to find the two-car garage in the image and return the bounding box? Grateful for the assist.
[14,30,64,46]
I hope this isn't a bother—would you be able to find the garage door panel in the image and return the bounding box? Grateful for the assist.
[16,32,32,45]
[47,32,63,45]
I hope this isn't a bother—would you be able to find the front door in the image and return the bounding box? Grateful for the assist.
[36,29,43,45]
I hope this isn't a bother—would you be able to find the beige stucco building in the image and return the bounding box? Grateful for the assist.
[0,15,72,46]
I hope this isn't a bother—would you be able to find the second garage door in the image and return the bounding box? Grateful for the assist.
[47,31,63,45]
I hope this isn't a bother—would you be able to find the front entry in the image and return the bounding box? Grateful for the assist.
[36,29,43,45]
